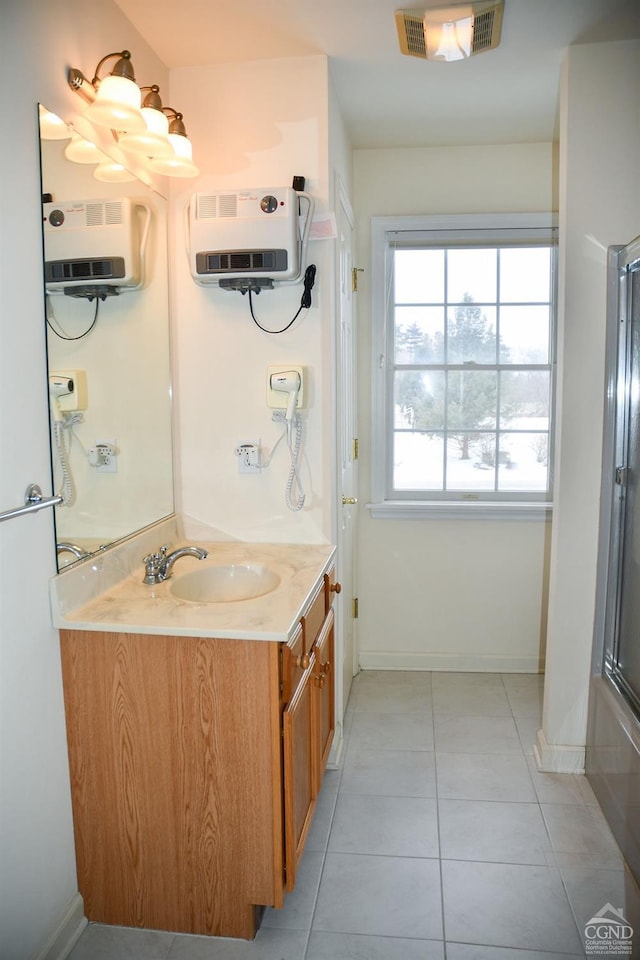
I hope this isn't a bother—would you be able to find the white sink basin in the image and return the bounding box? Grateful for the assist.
[169,563,280,603]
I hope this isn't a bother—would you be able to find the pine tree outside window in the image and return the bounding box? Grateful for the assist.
[370,214,557,519]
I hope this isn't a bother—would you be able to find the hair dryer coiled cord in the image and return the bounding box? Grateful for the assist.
[53,418,74,506]
[272,410,306,511]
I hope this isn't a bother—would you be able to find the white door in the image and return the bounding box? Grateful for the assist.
[335,177,358,715]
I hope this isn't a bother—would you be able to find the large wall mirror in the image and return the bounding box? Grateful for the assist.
[39,106,174,569]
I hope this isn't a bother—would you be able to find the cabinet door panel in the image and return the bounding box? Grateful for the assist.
[313,608,335,782]
[282,662,316,891]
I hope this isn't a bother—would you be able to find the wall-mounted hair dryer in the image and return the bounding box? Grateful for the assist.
[49,375,74,422]
[266,365,307,511]
[48,370,88,421]
[270,370,301,421]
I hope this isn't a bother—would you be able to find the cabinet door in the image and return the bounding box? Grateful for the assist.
[282,660,316,892]
[313,607,335,783]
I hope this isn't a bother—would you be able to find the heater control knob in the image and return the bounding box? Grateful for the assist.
[260,194,278,214]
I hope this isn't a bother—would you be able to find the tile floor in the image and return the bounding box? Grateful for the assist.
[67,671,640,960]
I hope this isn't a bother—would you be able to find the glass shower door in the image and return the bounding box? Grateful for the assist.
[606,240,640,713]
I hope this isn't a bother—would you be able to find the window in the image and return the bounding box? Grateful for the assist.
[370,214,557,519]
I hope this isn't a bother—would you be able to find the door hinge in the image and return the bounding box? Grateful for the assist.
[353,438,359,461]
[352,267,364,292]
[353,597,359,619]
[615,466,628,486]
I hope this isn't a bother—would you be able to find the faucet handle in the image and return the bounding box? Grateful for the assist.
[142,551,163,584]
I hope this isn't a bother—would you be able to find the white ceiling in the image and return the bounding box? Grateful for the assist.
[115,0,640,148]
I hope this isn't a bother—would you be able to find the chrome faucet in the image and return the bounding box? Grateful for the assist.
[142,544,208,584]
[57,541,89,561]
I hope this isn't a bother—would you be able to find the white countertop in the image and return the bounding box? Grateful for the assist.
[51,538,336,642]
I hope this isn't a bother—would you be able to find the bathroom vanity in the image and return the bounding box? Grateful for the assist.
[53,534,338,939]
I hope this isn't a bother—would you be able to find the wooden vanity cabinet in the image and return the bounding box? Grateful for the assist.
[59,565,338,941]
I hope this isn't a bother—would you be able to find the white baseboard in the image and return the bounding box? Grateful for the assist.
[358,651,543,673]
[533,727,585,773]
[32,894,86,960]
[327,722,344,768]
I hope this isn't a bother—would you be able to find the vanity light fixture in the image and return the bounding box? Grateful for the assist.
[93,161,138,183]
[395,0,503,61]
[148,109,199,178]
[118,86,173,158]
[68,52,199,179]
[69,51,145,132]
[64,134,110,165]
[38,105,71,140]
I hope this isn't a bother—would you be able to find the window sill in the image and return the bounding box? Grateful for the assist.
[366,500,553,521]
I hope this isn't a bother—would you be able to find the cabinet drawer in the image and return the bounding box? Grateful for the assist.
[282,623,310,704]
[301,581,325,653]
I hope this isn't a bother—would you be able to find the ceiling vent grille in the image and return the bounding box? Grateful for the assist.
[396,1,504,60]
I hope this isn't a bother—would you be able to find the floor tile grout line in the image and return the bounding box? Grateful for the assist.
[430,671,450,958]
[303,670,360,960]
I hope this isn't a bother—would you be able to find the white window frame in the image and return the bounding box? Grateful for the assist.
[369,213,557,521]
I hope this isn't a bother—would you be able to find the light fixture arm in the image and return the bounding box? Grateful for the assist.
[68,51,136,104]
[91,50,136,87]
[68,67,96,104]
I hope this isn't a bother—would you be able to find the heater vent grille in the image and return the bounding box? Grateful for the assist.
[195,249,289,274]
[196,193,240,219]
[396,1,504,60]
[219,194,238,218]
[84,201,124,227]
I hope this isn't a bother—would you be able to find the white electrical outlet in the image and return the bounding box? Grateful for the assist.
[89,439,118,473]
[235,441,261,474]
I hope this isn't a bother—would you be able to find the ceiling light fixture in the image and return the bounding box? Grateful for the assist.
[395,0,504,61]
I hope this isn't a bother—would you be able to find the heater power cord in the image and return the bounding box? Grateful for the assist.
[248,264,316,334]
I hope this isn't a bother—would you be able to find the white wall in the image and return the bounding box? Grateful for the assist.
[539,37,640,772]
[354,143,554,671]
[169,56,338,544]
[0,2,169,957]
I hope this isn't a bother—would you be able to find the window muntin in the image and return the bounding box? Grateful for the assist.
[385,236,555,503]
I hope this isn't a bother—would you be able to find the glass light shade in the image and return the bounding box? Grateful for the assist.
[148,134,199,178]
[64,134,110,164]
[424,6,473,61]
[38,106,71,140]
[85,75,145,132]
[118,107,172,157]
[93,161,137,182]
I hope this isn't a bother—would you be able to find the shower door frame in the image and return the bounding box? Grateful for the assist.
[597,236,640,712]
[587,236,640,886]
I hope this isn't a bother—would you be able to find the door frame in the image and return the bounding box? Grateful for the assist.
[331,173,358,750]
